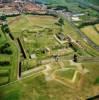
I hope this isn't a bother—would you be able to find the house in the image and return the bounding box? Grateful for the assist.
[72,16,80,21]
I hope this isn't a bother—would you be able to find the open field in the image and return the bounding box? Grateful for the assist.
[81,26,99,45]
[8,15,60,50]
[8,15,76,63]
[0,62,99,100]
[8,15,60,37]
[55,68,75,79]
[95,24,99,31]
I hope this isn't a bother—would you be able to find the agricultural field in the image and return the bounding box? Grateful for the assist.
[81,26,99,45]
[95,24,99,32]
[8,15,61,37]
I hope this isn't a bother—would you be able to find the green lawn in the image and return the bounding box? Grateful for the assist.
[8,15,59,37]
[82,62,99,84]
[0,76,9,85]
[0,69,9,76]
[55,69,75,79]
[21,59,37,72]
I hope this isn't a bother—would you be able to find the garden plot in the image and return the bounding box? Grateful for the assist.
[81,26,99,45]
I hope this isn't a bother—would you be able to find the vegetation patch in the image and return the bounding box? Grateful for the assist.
[55,69,75,79]
[95,24,99,31]
[81,26,99,45]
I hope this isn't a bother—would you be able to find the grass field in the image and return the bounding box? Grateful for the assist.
[8,15,75,60]
[21,59,37,71]
[1,12,99,100]
[0,27,6,44]
[55,68,75,79]
[1,61,99,100]
[95,24,99,31]
[81,26,99,45]
[8,15,60,37]
[8,15,99,58]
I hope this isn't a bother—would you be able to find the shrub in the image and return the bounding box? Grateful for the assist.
[0,61,10,66]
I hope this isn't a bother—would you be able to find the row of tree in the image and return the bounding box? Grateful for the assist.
[78,19,99,28]
[0,43,12,55]
[0,61,10,66]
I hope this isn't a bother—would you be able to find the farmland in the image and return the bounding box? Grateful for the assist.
[81,26,99,45]
[95,24,99,31]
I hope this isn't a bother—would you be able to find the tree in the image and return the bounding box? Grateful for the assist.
[1,23,10,33]
[58,18,64,26]
[0,14,6,21]
[73,54,78,62]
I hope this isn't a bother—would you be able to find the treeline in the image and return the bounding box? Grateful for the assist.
[1,24,10,33]
[0,61,10,66]
[0,43,12,55]
[24,12,58,17]
[47,5,69,11]
[78,19,99,28]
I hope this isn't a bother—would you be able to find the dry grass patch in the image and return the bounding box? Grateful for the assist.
[95,24,99,31]
[81,26,99,45]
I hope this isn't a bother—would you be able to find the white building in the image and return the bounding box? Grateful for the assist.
[72,16,80,21]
